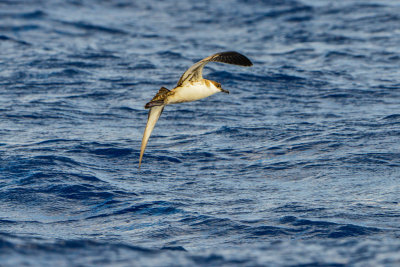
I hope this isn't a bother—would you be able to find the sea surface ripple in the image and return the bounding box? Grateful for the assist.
[1,0,400,266]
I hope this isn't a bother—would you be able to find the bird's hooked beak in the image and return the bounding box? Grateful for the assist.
[220,88,230,94]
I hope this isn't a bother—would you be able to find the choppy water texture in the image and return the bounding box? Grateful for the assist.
[1,0,400,266]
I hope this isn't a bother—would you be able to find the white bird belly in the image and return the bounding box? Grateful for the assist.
[166,82,219,104]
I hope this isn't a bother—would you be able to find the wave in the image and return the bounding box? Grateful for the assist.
[89,148,133,157]
[1,232,399,266]
[0,34,30,45]
[59,20,127,35]
[0,10,46,19]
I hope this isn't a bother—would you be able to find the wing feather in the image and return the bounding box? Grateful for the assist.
[139,105,165,168]
[176,51,252,87]
[145,87,170,109]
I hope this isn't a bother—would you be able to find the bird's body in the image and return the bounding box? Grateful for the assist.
[139,51,253,167]
[166,80,221,104]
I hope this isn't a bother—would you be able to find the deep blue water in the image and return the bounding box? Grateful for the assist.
[1,0,400,266]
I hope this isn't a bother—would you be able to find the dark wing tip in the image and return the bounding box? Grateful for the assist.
[211,51,253,67]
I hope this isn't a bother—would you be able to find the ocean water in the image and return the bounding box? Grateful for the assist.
[1,0,400,266]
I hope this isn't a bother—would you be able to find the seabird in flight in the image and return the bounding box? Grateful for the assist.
[139,51,253,167]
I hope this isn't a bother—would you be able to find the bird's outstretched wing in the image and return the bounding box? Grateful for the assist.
[176,51,253,87]
[139,105,165,168]
[139,87,171,168]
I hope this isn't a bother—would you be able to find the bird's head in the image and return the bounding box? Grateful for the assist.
[211,81,229,94]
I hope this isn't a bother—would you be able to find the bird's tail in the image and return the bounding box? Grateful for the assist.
[139,105,165,168]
